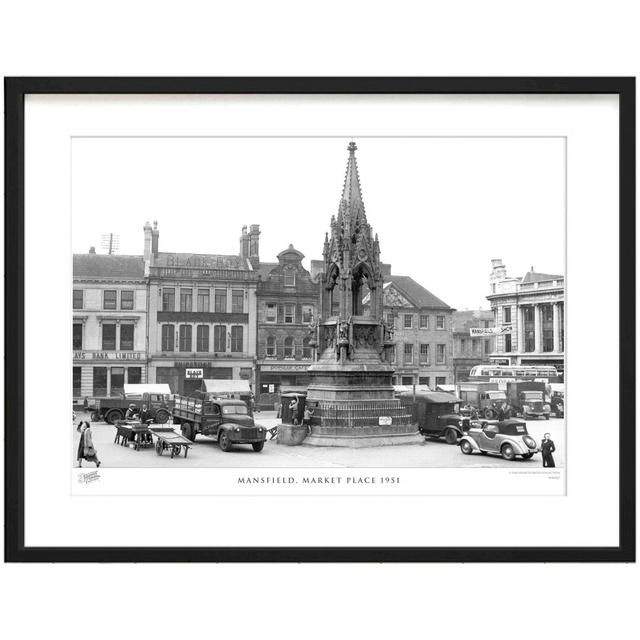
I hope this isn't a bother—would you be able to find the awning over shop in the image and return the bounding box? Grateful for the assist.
[203,379,251,395]
[124,384,171,396]
[393,384,432,394]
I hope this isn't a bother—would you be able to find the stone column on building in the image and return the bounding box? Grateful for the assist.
[552,302,561,352]
[534,304,541,353]
[517,305,525,354]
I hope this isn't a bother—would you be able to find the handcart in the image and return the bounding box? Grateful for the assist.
[149,426,193,459]
[113,421,153,450]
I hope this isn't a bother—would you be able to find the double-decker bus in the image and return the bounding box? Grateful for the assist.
[468,364,561,383]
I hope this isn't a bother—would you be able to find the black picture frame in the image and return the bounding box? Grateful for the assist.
[4,77,635,563]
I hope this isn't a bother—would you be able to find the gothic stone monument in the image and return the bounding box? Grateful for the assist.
[305,142,421,447]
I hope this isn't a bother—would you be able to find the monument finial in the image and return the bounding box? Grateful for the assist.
[348,140,357,155]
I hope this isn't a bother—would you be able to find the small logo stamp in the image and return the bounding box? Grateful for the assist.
[77,470,101,484]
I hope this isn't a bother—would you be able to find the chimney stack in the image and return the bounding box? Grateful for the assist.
[490,258,507,283]
[89,246,96,254]
[152,220,159,256]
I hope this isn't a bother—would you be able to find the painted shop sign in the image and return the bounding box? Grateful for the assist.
[185,368,204,379]
[74,351,144,360]
[470,326,512,336]
[261,364,311,372]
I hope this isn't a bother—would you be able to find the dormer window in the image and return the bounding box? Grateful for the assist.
[284,268,296,287]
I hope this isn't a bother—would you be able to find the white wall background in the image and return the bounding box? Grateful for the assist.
[1,2,638,640]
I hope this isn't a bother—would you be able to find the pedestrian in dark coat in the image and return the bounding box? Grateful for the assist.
[77,421,100,468]
[540,433,556,468]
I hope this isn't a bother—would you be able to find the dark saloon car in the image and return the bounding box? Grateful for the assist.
[399,390,473,444]
[459,418,538,461]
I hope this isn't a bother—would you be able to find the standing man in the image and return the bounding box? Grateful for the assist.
[540,433,556,468]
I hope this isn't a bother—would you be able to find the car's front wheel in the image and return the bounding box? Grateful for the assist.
[444,428,458,445]
[460,440,473,455]
[501,444,516,461]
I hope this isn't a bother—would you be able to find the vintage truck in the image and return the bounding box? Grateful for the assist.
[398,390,473,444]
[171,395,266,452]
[457,382,508,419]
[90,384,173,424]
[506,381,551,420]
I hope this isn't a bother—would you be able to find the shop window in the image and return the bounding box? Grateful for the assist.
[73,323,83,350]
[73,289,83,310]
[120,324,134,351]
[284,337,294,358]
[161,324,174,351]
[197,289,210,312]
[419,343,429,364]
[127,367,142,384]
[162,288,175,312]
[302,337,312,359]
[214,289,227,313]
[401,376,414,385]
[284,304,294,324]
[179,325,192,352]
[93,367,107,397]
[102,324,116,351]
[404,314,413,329]
[266,335,276,357]
[436,344,446,364]
[196,325,209,352]
[73,367,82,396]
[232,290,244,314]
[103,290,117,310]
[404,343,413,364]
[180,288,193,312]
[436,315,445,330]
[121,290,134,310]
[418,376,430,387]
[230,326,243,352]
[214,326,226,352]
[436,376,446,387]
[419,315,429,329]
[111,367,125,396]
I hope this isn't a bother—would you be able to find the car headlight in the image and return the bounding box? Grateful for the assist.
[543,404,550,411]
[523,436,536,449]
[458,421,463,427]
[258,427,263,432]
[235,427,241,432]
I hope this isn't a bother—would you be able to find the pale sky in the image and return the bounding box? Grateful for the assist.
[72,136,565,309]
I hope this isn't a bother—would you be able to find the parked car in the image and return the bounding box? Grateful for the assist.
[398,390,473,444]
[547,383,565,418]
[459,418,538,460]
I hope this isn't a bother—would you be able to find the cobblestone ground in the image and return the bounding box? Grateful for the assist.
[73,411,565,469]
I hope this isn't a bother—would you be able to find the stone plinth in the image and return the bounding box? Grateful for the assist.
[277,424,308,446]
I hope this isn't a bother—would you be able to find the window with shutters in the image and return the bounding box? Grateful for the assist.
[214,326,226,352]
[161,325,174,351]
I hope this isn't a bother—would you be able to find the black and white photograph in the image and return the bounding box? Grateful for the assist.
[71,135,566,472]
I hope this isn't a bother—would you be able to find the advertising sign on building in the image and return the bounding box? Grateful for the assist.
[185,368,203,379]
[470,325,512,336]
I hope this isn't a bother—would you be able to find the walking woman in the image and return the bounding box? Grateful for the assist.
[77,421,101,468]
[540,433,556,468]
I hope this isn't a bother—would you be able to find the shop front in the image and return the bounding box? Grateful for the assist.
[73,350,147,402]
[151,359,254,395]
[256,362,311,408]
